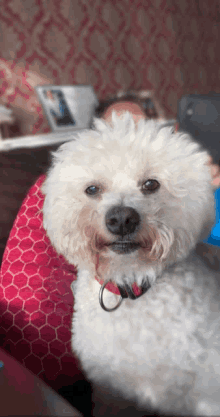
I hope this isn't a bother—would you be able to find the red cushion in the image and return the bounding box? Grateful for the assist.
[0,175,82,390]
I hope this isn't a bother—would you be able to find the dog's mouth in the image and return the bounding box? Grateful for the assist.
[95,236,152,255]
[108,241,141,254]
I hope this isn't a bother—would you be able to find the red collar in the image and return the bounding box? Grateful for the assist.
[95,253,144,297]
[95,275,144,297]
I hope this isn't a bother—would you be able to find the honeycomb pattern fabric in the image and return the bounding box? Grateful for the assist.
[0,175,82,389]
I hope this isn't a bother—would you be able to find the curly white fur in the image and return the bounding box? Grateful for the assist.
[42,114,220,416]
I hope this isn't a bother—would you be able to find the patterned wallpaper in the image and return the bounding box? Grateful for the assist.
[0,0,220,136]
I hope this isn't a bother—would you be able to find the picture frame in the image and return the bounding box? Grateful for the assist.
[35,85,99,132]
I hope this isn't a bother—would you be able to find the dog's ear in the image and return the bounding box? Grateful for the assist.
[175,123,220,189]
[42,179,96,269]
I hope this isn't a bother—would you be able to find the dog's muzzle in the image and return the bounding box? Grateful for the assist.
[99,279,151,312]
[108,241,140,254]
[105,205,141,254]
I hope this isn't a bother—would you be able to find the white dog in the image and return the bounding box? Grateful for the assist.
[42,114,220,416]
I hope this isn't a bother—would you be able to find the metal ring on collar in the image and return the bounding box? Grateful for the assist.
[99,281,123,312]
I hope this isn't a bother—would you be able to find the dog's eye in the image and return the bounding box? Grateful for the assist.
[85,185,100,196]
[142,179,160,193]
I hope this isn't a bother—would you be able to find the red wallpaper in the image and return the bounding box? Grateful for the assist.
[0,0,220,136]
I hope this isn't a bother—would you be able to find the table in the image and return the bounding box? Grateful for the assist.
[0,129,82,152]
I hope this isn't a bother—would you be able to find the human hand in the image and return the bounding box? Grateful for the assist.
[208,156,220,189]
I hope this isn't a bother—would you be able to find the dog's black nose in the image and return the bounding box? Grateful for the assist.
[105,206,140,236]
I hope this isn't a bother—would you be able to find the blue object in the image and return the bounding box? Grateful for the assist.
[203,188,220,247]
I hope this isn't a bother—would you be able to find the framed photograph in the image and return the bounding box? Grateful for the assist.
[35,85,99,132]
